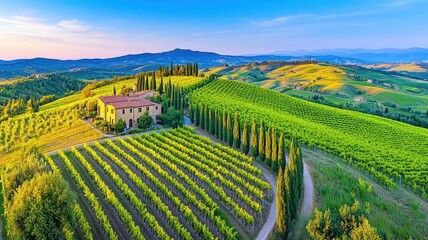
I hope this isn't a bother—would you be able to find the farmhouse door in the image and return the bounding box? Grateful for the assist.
[129,119,133,128]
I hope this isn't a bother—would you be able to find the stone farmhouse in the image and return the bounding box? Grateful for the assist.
[97,91,161,129]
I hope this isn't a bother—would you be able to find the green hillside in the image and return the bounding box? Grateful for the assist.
[205,63,428,127]
[190,79,428,195]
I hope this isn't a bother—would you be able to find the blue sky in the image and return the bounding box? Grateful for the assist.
[0,0,427,59]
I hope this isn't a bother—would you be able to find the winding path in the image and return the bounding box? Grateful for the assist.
[255,159,315,240]
[254,162,277,240]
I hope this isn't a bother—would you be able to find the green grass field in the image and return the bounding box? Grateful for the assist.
[300,146,428,240]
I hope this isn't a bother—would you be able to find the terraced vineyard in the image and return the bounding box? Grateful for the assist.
[190,79,428,196]
[47,127,271,240]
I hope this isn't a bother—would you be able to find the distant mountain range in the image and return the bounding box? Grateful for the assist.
[272,48,428,63]
[1,48,427,79]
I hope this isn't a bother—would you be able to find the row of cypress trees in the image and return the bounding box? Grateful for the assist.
[276,140,304,238]
[189,104,305,238]
[189,104,290,173]
[136,71,162,92]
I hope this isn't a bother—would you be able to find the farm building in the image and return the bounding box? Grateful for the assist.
[97,91,161,128]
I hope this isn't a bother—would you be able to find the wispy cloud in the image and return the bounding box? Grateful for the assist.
[241,14,313,27]
[57,19,92,33]
[245,0,425,28]
[0,15,122,59]
[386,0,425,7]
[0,16,107,45]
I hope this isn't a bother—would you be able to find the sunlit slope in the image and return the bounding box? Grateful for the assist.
[190,79,428,195]
[0,108,102,165]
[206,63,428,111]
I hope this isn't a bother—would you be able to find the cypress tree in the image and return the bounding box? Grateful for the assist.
[218,111,223,139]
[284,166,292,231]
[271,129,278,172]
[276,167,287,235]
[297,146,304,199]
[113,86,116,95]
[278,132,285,169]
[195,62,199,76]
[152,71,156,90]
[195,104,200,126]
[167,78,172,97]
[158,76,164,94]
[242,122,249,154]
[209,109,215,134]
[258,121,265,161]
[265,128,272,166]
[170,62,173,75]
[204,105,209,130]
[189,104,195,124]
[227,112,233,146]
[145,76,149,91]
[251,119,258,157]
[200,105,205,129]
[214,110,218,137]
[136,77,141,91]
[222,111,227,142]
[233,112,240,148]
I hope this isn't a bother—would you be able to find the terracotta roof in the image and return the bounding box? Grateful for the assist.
[109,99,158,109]
[100,94,160,109]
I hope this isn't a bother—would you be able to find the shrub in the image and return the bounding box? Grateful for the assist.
[137,112,153,130]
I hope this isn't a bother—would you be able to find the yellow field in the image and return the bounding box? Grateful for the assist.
[39,119,102,153]
[388,63,427,73]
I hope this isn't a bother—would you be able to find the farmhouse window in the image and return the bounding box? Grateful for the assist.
[138,108,142,113]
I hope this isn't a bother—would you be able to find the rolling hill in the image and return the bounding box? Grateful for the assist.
[205,62,428,126]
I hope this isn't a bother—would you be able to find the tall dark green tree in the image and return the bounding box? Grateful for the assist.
[204,105,209,130]
[218,110,223,139]
[158,76,164,94]
[145,76,149,91]
[233,112,240,148]
[265,128,272,166]
[226,112,233,146]
[284,166,292,231]
[151,71,157,90]
[251,119,258,157]
[136,76,141,91]
[195,104,200,126]
[189,104,195,124]
[276,167,287,236]
[271,129,278,172]
[113,86,116,95]
[200,105,205,129]
[222,111,227,142]
[278,132,285,169]
[258,121,265,161]
[209,109,215,134]
[242,122,249,154]
[214,110,219,137]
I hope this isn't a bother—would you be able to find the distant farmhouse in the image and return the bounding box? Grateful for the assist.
[97,91,161,129]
